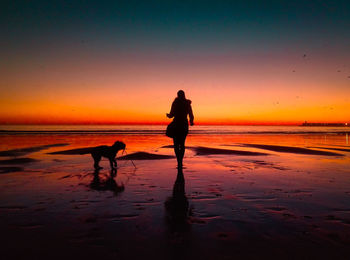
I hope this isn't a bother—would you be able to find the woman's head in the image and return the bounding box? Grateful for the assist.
[177,90,186,100]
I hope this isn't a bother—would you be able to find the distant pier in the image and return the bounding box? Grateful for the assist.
[301,121,349,127]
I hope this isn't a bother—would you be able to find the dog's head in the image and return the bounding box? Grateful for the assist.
[113,141,126,151]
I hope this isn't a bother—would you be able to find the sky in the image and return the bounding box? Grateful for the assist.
[1,0,350,125]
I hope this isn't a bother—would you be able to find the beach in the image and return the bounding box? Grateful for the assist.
[1,125,350,259]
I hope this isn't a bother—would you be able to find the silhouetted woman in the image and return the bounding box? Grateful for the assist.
[167,90,194,168]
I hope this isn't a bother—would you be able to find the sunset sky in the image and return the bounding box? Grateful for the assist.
[1,0,350,125]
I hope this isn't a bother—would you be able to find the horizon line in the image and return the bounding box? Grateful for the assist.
[0,121,348,126]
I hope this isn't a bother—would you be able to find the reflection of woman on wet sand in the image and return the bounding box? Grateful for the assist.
[165,168,190,232]
[166,90,194,168]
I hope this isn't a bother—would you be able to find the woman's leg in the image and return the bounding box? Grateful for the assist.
[178,136,186,166]
[173,137,181,167]
[174,136,186,167]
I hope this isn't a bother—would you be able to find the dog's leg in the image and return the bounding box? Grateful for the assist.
[113,158,117,168]
[110,168,117,178]
[92,153,102,169]
[109,157,115,170]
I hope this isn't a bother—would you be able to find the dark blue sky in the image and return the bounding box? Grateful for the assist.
[2,0,350,55]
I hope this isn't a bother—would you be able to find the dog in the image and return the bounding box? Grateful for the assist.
[91,141,126,170]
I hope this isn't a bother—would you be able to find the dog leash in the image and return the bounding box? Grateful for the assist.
[121,149,137,168]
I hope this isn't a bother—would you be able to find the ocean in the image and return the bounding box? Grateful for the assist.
[1,124,349,135]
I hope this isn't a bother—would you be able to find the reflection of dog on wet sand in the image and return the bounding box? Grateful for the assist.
[91,141,126,170]
[90,169,125,196]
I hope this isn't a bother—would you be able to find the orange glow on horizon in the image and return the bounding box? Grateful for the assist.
[1,50,349,125]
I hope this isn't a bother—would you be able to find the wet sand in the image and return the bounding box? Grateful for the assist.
[308,146,350,152]
[1,133,350,259]
[190,146,268,156]
[0,157,39,165]
[0,166,24,174]
[0,143,68,156]
[118,152,174,160]
[240,143,343,156]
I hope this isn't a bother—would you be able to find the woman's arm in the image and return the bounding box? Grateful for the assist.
[166,102,175,118]
[189,104,194,126]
